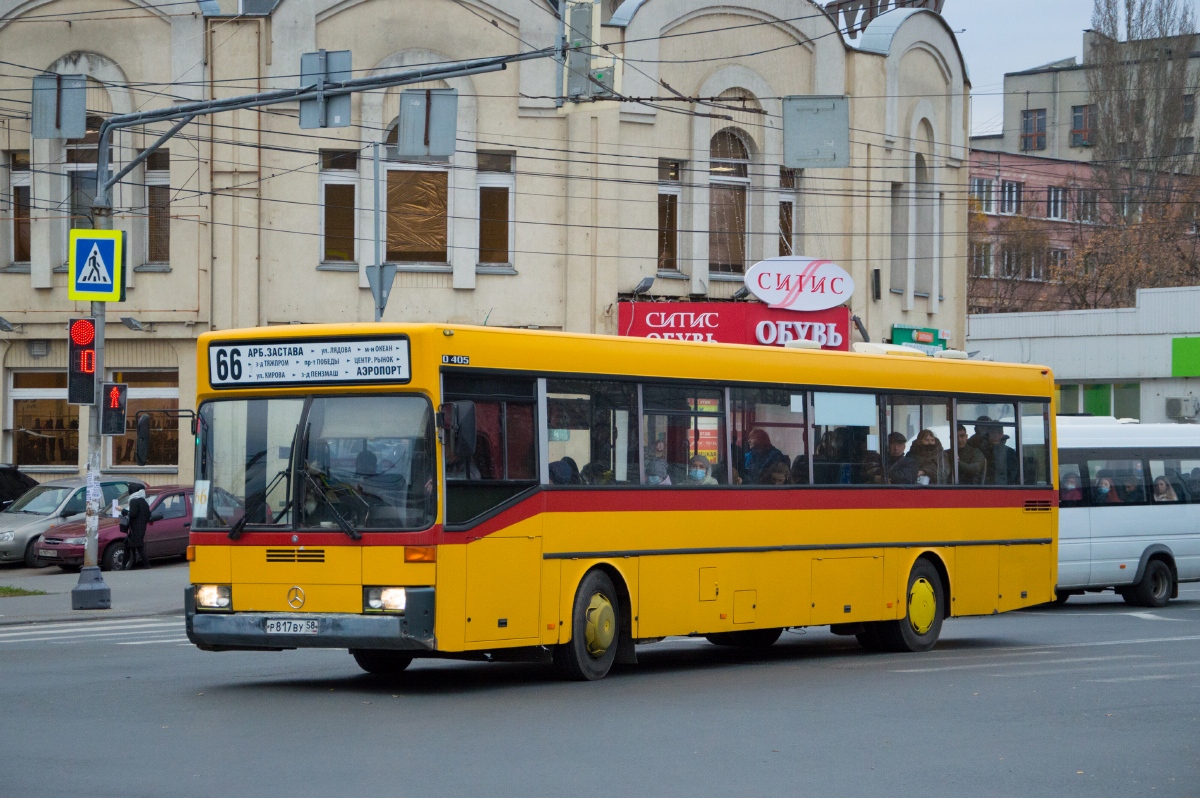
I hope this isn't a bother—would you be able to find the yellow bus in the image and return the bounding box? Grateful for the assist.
[178,323,1057,680]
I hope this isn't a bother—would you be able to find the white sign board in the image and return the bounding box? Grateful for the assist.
[192,480,211,519]
[208,337,411,389]
[745,257,855,312]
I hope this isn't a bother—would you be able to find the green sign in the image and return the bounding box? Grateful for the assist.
[891,325,950,355]
[1172,337,1200,377]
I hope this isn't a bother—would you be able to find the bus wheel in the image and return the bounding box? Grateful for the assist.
[879,559,944,653]
[554,570,620,681]
[705,628,783,648]
[350,649,413,676]
[1125,560,1173,609]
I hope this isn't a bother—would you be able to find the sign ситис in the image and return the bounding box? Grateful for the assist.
[207,336,411,389]
[744,257,855,312]
[891,324,950,355]
[67,229,125,302]
[618,302,850,351]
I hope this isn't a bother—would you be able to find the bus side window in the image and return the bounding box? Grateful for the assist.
[546,380,639,486]
[641,384,726,487]
[1058,456,1085,506]
[811,391,882,486]
[1020,402,1052,486]
[882,394,952,485]
[1148,456,1188,503]
[730,388,807,486]
[957,402,1019,486]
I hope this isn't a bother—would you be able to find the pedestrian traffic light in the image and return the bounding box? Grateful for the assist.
[67,318,96,405]
[101,383,127,436]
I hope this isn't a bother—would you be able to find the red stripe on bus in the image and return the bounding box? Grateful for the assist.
[190,488,1054,548]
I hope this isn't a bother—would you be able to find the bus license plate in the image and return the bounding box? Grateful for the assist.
[265,619,318,635]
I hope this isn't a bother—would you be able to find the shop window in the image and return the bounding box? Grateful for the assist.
[1058,384,1081,414]
[1113,383,1140,419]
[478,152,514,265]
[145,149,170,264]
[108,371,179,468]
[1020,109,1047,151]
[9,372,79,468]
[1083,384,1112,416]
[641,384,726,486]
[546,380,639,485]
[319,149,357,264]
[958,402,1019,485]
[731,388,806,485]
[882,395,952,485]
[811,391,881,485]
[658,160,681,272]
[709,130,750,274]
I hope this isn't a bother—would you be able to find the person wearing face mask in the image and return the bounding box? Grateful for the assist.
[685,455,718,486]
[1093,475,1122,504]
[645,459,671,486]
[1060,473,1083,502]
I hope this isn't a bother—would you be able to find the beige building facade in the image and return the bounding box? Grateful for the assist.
[0,0,970,485]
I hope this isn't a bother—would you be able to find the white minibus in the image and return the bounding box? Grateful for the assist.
[1056,416,1200,606]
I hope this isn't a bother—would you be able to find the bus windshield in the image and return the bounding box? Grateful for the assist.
[196,395,437,532]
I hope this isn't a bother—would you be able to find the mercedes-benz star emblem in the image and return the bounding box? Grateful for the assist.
[287,586,305,609]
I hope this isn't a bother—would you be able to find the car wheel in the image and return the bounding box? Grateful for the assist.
[876,559,945,653]
[23,538,44,568]
[350,649,413,676]
[101,542,126,572]
[1129,560,1173,609]
[554,569,620,681]
[705,628,783,648]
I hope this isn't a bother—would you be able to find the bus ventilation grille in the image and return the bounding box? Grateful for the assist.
[265,549,326,563]
[1023,501,1052,513]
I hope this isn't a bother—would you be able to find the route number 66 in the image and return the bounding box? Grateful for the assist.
[214,348,243,382]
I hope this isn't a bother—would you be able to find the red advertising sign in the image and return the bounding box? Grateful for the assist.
[618,302,851,351]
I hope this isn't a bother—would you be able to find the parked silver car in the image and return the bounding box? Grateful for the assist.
[0,477,143,568]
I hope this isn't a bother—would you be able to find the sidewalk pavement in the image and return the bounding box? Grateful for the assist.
[0,561,188,626]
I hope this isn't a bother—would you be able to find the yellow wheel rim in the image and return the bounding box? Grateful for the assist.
[584,592,616,658]
[908,577,937,635]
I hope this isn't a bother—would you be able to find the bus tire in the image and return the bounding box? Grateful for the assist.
[879,559,944,653]
[1127,559,1173,609]
[705,628,783,648]
[554,569,620,681]
[350,649,413,676]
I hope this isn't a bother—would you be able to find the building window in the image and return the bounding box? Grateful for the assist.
[8,372,79,468]
[779,167,799,257]
[969,177,993,213]
[65,116,106,241]
[1020,109,1047,151]
[999,248,1020,278]
[319,149,357,264]
[1060,383,1141,420]
[1027,251,1045,281]
[1176,137,1195,156]
[970,242,993,277]
[478,152,514,266]
[9,150,30,264]
[387,169,447,263]
[1071,104,1096,147]
[108,371,179,468]
[1047,186,1067,220]
[144,149,170,264]
[1000,180,1023,215]
[1184,94,1196,124]
[1077,189,1098,222]
[709,130,750,274]
[1048,248,1068,278]
[658,160,681,272]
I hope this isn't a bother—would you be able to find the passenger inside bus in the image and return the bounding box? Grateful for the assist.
[1093,474,1122,504]
[907,428,947,484]
[1117,473,1145,504]
[955,424,986,484]
[1061,473,1083,502]
[685,455,718,486]
[645,459,671,485]
[743,429,788,484]
[1152,476,1179,503]
[761,461,792,485]
[886,432,919,484]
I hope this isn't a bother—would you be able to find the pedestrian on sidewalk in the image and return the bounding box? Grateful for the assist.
[123,488,151,570]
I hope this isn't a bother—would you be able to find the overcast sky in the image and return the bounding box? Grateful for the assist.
[939,0,1200,135]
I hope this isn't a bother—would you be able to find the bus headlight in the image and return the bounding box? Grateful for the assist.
[195,584,232,610]
[365,587,406,613]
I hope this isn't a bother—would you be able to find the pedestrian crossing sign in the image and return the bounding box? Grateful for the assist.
[68,229,125,302]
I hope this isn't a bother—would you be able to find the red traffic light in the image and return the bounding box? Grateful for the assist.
[109,385,122,408]
[70,318,95,346]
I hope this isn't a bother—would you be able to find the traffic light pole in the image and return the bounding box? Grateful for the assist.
[70,203,111,609]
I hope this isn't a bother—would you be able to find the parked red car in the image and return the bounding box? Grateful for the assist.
[37,485,193,571]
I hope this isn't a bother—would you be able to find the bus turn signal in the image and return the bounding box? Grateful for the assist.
[404,546,436,563]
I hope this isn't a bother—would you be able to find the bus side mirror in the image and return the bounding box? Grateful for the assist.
[135,414,152,466]
[439,401,477,459]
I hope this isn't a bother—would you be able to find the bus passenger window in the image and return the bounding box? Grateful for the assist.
[1148,459,1188,503]
[546,380,639,486]
[1087,458,1143,505]
[811,392,881,485]
[958,403,1019,485]
[1058,463,1084,505]
[642,385,726,486]
[730,388,806,485]
[1020,402,1052,486]
[882,395,952,485]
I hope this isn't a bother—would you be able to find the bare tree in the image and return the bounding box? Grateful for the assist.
[968,201,1059,313]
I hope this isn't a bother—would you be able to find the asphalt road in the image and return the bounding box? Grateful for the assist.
[2,587,1198,798]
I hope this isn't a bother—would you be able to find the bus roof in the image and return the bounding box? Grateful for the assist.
[1057,416,1200,448]
[195,323,1055,402]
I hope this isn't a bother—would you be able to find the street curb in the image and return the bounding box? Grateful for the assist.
[0,608,184,628]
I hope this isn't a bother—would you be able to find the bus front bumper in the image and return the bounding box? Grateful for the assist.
[184,586,436,652]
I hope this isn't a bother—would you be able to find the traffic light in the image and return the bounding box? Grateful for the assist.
[67,318,96,405]
[101,383,127,436]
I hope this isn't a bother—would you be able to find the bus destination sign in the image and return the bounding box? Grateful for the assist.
[208,337,411,388]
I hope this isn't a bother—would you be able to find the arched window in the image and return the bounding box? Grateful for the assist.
[709,130,750,273]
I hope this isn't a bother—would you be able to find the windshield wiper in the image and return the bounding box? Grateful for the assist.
[228,467,290,540]
[302,471,361,540]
